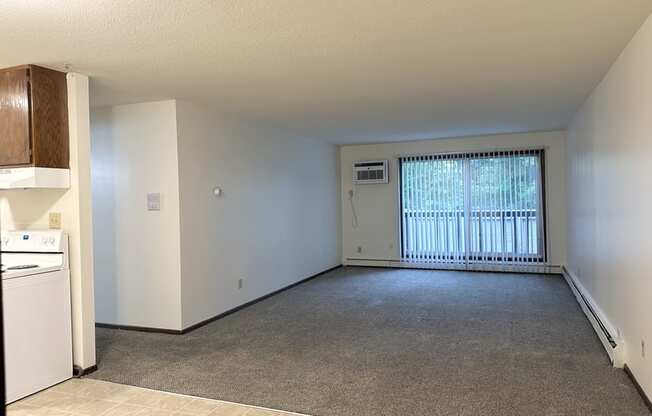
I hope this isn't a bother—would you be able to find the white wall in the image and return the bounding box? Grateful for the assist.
[340,131,566,266]
[0,73,96,370]
[91,100,183,330]
[566,14,652,395]
[90,99,341,330]
[175,101,341,328]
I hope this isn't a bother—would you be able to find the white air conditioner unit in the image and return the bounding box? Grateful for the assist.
[353,160,389,184]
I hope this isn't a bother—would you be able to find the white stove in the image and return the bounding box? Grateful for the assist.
[1,230,68,279]
[1,230,73,404]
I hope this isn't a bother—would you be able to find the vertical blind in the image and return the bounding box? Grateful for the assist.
[400,149,545,266]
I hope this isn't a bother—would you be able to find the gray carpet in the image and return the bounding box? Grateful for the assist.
[90,267,650,415]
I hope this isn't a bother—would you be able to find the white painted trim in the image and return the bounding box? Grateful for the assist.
[561,266,624,367]
[66,72,96,370]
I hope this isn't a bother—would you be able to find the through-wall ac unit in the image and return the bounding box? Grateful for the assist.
[353,160,389,184]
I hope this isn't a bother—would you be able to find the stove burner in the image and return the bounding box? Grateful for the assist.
[6,265,39,270]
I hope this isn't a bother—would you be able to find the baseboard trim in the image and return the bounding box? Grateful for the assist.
[73,364,98,377]
[95,322,182,334]
[95,265,342,336]
[624,364,652,413]
[561,265,623,366]
[181,264,342,334]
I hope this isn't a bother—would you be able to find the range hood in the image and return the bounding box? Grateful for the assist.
[0,167,70,189]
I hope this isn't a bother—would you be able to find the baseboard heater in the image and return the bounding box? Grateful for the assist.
[562,266,615,347]
[345,258,562,275]
[561,266,622,366]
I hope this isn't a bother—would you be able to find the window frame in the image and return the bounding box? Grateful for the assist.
[398,148,548,265]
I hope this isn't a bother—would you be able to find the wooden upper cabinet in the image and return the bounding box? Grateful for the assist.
[0,65,69,168]
[0,67,30,166]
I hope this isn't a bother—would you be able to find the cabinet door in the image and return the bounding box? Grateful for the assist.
[0,68,31,166]
[30,65,69,168]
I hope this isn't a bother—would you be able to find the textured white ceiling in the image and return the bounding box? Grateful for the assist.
[1,1,651,144]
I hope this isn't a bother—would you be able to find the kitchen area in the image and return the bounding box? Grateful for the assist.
[1,64,97,404]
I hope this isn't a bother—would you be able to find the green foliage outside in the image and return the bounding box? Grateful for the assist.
[401,156,539,212]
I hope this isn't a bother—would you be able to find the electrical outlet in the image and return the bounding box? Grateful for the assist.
[642,340,646,359]
[238,278,244,290]
[357,246,362,253]
[49,212,62,229]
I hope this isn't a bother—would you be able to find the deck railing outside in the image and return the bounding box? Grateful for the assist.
[402,208,542,263]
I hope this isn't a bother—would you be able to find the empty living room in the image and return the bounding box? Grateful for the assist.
[1,1,652,415]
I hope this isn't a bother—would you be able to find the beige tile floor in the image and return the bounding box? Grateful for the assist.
[6,378,307,416]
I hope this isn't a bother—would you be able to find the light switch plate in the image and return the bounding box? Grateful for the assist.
[147,193,161,211]
[49,212,62,229]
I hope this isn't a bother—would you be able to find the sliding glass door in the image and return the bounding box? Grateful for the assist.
[400,149,545,266]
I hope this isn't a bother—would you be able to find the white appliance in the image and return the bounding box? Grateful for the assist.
[1,230,73,404]
[0,167,70,189]
[353,160,389,184]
